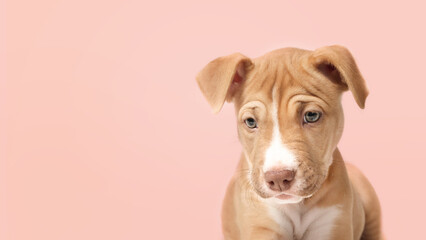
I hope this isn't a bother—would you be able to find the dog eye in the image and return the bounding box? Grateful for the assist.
[304,111,321,123]
[244,118,257,129]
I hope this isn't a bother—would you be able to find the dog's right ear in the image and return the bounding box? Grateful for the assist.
[196,53,252,113]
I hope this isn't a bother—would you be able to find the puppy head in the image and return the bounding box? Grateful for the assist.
[197,46,368,203]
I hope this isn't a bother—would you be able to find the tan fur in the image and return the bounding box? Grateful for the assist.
[197,46,383,240]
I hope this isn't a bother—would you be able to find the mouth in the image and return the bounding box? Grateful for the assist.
[267,189,316,203]
[274,193,294,200]
[266,192,305,204]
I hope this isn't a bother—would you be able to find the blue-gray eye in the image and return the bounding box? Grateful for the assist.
[244,118,257,129]
[304,111,321,123]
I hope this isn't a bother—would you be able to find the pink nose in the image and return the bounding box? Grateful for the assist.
[264,170,295,192]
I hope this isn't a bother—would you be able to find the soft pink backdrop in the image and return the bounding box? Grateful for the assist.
[1,0,425,239]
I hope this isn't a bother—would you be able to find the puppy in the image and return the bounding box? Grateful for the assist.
[197,45,383,240]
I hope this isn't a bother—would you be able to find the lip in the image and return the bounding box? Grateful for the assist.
[267,193,304,204]
[274,193,295,200]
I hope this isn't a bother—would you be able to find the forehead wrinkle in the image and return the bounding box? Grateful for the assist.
[248,60,274,87]
[283,51,321,91]
[238,55,284,113]
[287,60,334,106]
[244,61,278,102]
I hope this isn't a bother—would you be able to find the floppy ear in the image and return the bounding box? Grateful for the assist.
[196,53,252,113]
[310,45,369,109]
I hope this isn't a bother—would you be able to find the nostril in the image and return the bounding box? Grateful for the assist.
[265,169,296,191]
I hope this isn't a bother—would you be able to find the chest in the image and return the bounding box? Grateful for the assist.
[268,205,342,240]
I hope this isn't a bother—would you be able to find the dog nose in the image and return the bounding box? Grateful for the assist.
[264,170,295,192]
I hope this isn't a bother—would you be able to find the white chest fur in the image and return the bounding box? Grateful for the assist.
[267,203,341,240]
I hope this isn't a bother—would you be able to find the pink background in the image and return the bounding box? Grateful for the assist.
[1,0,425,239]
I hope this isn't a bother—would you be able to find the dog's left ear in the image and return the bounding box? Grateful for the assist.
[310,45,369,109]
[196,53,252,113]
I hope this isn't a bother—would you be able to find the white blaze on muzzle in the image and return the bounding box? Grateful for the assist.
[263,87,298,173]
